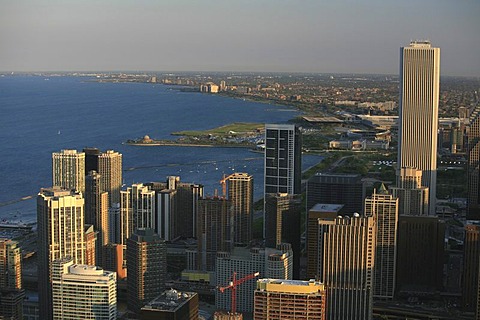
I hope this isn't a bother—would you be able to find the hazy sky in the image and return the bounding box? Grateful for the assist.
[1,0,479,76]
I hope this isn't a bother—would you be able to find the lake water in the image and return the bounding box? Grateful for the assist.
[0,75,321,222]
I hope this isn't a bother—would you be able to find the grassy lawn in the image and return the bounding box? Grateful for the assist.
[172,122,263,136]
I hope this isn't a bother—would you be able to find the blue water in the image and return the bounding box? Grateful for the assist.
[0,76,321,222]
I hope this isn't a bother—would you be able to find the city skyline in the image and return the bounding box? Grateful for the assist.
[1,1,479,76]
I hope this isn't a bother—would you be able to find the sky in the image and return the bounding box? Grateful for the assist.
[1,0,479,76]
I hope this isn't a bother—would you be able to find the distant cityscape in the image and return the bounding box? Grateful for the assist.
[1,40,480,320]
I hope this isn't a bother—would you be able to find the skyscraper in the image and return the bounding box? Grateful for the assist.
[0,239,22,290]
[98,150,123,207]
[83,149,123,207]
[37,187,86,320]
[264,193,301,279]
[197,197,233,271]
[306,173,365,214]
[156,189,177,241]
[398,41,440,215]
[396,216,445,293]
[85,170,109,262]
[390,167,429,216]
[147,177,204,239]
[52,149,86,193]
[364,184,398,299]
[254,279,327,320]
[463,223,480,312]
[52,258,117,320]
[264,124,302,196]
[123,183,156,232]
[467,104,480,220]
[316,214,376,320]
[216,245,293,313]
[127,228,167,315]
[0,239,24,320]
[306,204,344,279]
[223,173,254,245]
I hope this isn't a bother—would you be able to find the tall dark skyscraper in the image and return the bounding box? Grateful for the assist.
[196,197,233,271]
[264,124,302,196]
[127,228,167,316]
[306,173,365,214]
[264,124,301,239]
[463,223,480,312]
[398,41,440,215]
[85,170,109,263]
[396,216,445,293]
[467,105,480,220]
[264,193,301,279]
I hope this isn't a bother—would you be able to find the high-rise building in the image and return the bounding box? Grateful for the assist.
[396,216,445,293]
[197,197,233,272]
[83,147,101,173]
[156,189,177,241]
[223,173,254,245]
[85,170,109,261]
[316,214,376,320]
[467,105,480,220]
[83,149,123,207]
[364,184,398,299]
[98,150,123,207]
[390,167,429,216]
[264,124,302,196]
[306,204,344,279]
[463,223,480,312]
[140,289,199,320]
[52,149,86,193]
[102,243,126,280]
[84,224,97,266]
[123,183,156,233]
[0,289,24,320]
[37,187,85,320]
[398,41,440,215]
[0,239,21,289]
[127,228,167,315]
[119,190,133,245]
[146,177,204,239]
[52,258,117,320]
[0,239,24,320]
[264,193,301,279]
[216,245,293,313]
[254,279,327,320]
[306,173,365,214]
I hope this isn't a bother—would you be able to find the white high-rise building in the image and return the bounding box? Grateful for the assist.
[52,149,86,193]
[37,187,86,320]
[52,258,117,320]
[398,41,440,215]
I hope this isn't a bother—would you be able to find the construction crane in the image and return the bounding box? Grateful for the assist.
[219,173,236,197]
[218,271,260,314]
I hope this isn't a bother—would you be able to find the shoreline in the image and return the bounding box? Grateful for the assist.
[125,141,256,149]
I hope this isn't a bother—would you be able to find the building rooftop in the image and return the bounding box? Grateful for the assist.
[141,289,197,313]
[310,203,344,213]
